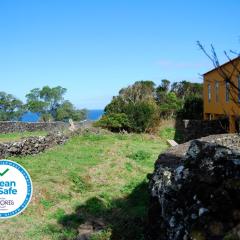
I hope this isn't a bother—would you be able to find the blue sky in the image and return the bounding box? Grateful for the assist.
[0,1,239,109]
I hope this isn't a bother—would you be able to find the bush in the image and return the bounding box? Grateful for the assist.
[98,81,160,133]
[97,80,203,133]
[125,101,160,133]
[55,101,86,121]
[97,101,160,133]
[95,113,130,132]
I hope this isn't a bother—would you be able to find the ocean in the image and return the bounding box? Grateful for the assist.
[86,109,104,121]
[20,110,104,122]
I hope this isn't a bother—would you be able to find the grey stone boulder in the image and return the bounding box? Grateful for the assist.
[147,139,240,240]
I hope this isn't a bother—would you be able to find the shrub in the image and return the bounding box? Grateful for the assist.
[95,113,130,132]
[125,101,160,133]
[98,81,160,133]
[97,101,160,133]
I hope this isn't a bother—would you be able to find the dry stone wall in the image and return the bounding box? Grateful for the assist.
[148,134,240,240]
[0,121,68,133]
[0,133,68,158]
[155,133,240,169]
[175,119,228,143]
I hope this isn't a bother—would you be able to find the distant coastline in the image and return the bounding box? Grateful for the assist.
[20,110,104,122]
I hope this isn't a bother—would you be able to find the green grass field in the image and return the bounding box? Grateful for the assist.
[0,131,169,240]
[0,131,47,142]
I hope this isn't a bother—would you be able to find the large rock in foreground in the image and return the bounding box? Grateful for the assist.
[147,139,240,240]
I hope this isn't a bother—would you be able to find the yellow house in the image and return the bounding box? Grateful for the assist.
[203,56,240,133]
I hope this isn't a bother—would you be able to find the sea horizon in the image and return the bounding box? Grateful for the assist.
[20,109,104,122]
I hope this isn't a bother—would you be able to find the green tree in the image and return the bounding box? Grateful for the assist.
[98,81,160,133]
[118,80,155,104]
[26,86,67,118]
[156,79,171,105]
[99,79,204,132]
[0,92,24,121]
[26,88,49,114]
[160,92,183,119]
[155,80,183,119]
[156,79,170,93]
[171,81,203,99]
[104,96,125,114]
[40,86,67,115]
[26,86,84,122]
[56,101,86,121]
[25,88,48,113]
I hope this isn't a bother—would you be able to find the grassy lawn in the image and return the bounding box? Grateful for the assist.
[0,132,169,240]
[0,131,47,142]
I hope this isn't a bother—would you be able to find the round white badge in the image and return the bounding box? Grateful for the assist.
[0,160,32,218]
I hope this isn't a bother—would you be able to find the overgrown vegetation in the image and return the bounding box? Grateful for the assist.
[96,80,203,133]
[0,131,169,240]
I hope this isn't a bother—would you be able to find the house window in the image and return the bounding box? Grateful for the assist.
[226,81,230,102]
[238,76,240,103]
[208,84,211,102]
[215,81,219,102]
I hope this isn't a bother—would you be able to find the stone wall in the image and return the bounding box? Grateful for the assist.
[147,134,240,240]
[175,118,228,143]
[0,133,68,158]
[154,133,240,169]
[0,121,69,133]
